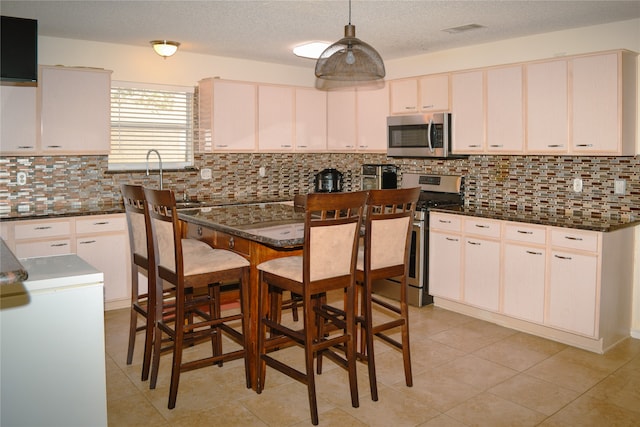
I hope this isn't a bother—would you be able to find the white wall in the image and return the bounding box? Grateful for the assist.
[38,18,640,337]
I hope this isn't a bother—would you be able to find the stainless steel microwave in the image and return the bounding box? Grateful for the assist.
[387,113,460,158]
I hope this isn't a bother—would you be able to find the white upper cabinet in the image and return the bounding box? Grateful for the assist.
[571,51,636,155]
[486,65,524,153]
[294,88,327,152]
[451,70,484,153]
[39,65,112,154]
[211,80,257,151]
[418,74,450,112]
[356,84,389,152]
[526,59,569,153]
[389,74,449,115]
[389,79,418,114]
[327,90,357,151]
[0,85,37,154]
[258,85,294,151]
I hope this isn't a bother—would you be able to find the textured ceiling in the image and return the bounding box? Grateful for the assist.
[2,0,639,68]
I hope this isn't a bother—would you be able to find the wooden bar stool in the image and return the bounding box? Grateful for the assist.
[256,191,367,426]
[121,184,164,381]
[144,188,251,409]
[356,187,420,401]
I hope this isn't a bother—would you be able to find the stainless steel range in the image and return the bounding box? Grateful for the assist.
[372,173,464,307]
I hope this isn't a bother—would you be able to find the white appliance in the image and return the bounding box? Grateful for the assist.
[0,254,107,427]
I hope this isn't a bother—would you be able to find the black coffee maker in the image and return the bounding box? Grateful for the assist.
[314,169,343,192]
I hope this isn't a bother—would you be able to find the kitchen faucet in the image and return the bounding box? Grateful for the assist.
[145,149,163,190]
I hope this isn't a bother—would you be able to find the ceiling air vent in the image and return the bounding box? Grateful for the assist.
[442,24,485,34]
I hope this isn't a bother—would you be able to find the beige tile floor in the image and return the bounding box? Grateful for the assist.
[105,298,640,426]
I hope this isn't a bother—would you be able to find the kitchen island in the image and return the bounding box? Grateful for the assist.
[178,201,305,390]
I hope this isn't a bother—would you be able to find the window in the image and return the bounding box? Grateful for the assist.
[109,81,194,170]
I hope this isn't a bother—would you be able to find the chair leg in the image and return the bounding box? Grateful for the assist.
[210,284,223,367]
[168,325,184,409]
[140,308,154,381]
[400,300,413,387]
[239,268,251,389]
[303,293,319,426]
[149,321,163,390]
[363,281,378,401]
[345,285,360,409]
[126,307,138,365]
[256,274,270,393]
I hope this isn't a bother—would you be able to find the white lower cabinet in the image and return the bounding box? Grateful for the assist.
[463,236,500,311]
[429,212,636,353]
[3,214,131,310]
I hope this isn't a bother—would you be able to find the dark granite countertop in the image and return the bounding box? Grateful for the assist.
[179,202,305,249]
[0,196,293,222]
[0,239,28,286]
[431,205,640,232]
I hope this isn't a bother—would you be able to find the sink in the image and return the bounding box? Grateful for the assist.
[175,200,206,209]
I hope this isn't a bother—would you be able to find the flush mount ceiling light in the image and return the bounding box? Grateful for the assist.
[150,40,180,58]
[315,0,385,81]
[293,41,331,59]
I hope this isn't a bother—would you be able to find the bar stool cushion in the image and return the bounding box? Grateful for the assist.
[357,216,411,271]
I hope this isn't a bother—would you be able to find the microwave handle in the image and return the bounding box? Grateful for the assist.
[427,118,434,152]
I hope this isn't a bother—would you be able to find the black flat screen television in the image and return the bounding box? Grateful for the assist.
[1,16,38,84]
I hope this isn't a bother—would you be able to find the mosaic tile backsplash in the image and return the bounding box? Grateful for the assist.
[0,153,638,219]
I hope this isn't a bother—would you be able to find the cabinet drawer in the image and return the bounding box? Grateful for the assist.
[76,215,126,234]
[429,213,461,232]
[15,239,72,258]
[14,220,71,240]
[504,223,546,245]
[216,232,250,257]
[551,228,598,252]
[464,218,501,238]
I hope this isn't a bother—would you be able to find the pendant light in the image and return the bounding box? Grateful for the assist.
[315,0,385,81]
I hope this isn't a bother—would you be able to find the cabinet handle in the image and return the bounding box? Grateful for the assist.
[517,230,533,234]
[422,104,434,109]
[445,237,459,242]
[46,145,62,148]
[35,226,53,230]
[17,145,35,149]
[489,144,503,148]
[554,254,572,260]
[404,106,416,110]
[438,219,451,224]
[50,243,68,247]
[468,144,482,148]
[564,236,583,241]
[526,250,543,255]
[93,221,109,225]
[197,226,203,236]
[298,145,307,148]
[467,241,481,246]
[281,144,291,148]
[547,144,564,148]
[474,224,489,229]
[228,237,235,249]
[79,240,97,245]
[575,144,593,148]
[215,144,228,148]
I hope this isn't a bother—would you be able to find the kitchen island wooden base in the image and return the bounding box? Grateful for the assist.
[183,222,302,390]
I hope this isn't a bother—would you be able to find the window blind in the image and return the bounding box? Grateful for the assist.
[108,81,194,170]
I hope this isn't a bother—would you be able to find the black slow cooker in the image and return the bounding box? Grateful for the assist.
[314,168,343,193]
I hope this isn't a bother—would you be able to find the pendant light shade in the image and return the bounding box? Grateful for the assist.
[315,1,385,81]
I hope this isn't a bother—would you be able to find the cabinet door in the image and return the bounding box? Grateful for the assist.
[356,85,388,151]
[503,243,545,323]
[548,250,598,337]
[463,237,500,311]
[295,88,327,151]
[486,65,524,153]
[428,230,462,301]
[77,234,129,303]
[212,80,257,151]
[40,66,111,154]
[327,90,357,151]
[0,86,37,153]
[389,79,418,114]
[571,53,619,154]
[419,74,449,111]
[451,71,484,153]
[258,85,294,151]
[526,60,568,153]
